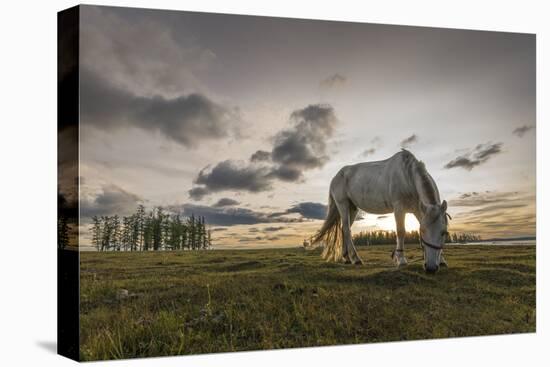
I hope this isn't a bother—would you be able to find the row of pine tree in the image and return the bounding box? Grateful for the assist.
[352,230,481,246]
[91,205,212,251]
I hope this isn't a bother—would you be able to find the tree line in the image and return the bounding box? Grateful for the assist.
[91,205,212,251]
[352,230,482,246]
[58,216,70,249]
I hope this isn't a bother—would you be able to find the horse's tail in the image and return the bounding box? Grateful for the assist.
[311,193,343,262]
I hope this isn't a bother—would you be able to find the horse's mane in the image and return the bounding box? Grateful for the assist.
[401,149,439,205]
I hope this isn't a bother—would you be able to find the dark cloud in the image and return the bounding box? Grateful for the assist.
[286,202,327,220]
[271,202,328,220]
[190,104,337,199]
[213,198,240,207]
[271,104,337,172]
[265,104,337,182]
[267,166,302,182]
[188,187,210,201]
[188,161,303,200]
[444,142,503,170]
[176,200,328,226]
[189,160,272,199]
[400,134,418,148]
[512,125,534,137]
[81,6,216,99]
[250,150,271,162]
[180,204,301,226]
[320,73,347,88]
[81,184,142,218]
[361,148,376,157]
[80,68,240,148]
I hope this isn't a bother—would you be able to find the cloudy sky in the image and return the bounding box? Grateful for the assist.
[78,5,536,249]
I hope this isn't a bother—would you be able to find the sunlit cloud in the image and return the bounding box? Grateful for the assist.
[448,191,535,238]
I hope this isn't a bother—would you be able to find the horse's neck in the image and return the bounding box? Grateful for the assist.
[411,165,440,205]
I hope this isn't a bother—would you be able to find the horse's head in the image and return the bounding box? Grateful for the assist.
[419,200,449,273]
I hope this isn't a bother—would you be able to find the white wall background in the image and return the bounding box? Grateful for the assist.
[0,0,547,366]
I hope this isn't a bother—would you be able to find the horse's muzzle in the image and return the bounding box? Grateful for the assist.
[424,264,439,274]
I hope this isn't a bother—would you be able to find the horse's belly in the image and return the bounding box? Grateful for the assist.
[350,194,393,215]
[356,201,393,215]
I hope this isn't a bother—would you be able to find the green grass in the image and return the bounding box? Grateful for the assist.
[79,245,535,361]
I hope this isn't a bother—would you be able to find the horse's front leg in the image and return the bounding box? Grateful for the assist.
[393,209,408,268]
[347,205,363,265]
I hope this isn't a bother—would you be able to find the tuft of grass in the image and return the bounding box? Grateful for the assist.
[79,245,535,361]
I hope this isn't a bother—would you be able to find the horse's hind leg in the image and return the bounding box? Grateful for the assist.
[327,196,350,263]
[333,199,351,263]
[334,198,363,265]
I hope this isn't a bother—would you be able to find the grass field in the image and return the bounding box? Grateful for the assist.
[79,245,536,361]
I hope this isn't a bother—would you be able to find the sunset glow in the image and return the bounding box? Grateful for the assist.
[71,6,535,250]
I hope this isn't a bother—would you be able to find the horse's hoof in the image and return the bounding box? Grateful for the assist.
[439,261,448,268]
[353,258,364,265]
[341,256,352,264]
[395,258,408,268]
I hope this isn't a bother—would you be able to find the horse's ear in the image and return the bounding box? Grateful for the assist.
[441,200,448,212]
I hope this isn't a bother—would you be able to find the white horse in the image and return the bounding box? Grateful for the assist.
[312,150,449,273]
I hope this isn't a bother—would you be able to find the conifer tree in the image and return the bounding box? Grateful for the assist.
[188,214,196,250]
[121,216,130,251]
[58,216,69,249]
[91,215,101,251]
[136,204,145,251]
[152,207,163,251]
[181,224,188,250]
[200,216,207,249]
[112,215,121,251]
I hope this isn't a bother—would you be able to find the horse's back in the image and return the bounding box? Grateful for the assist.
[331,150,416,213]
[337,150,412,181]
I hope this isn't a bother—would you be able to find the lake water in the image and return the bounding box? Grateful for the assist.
[450,239,536,246]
